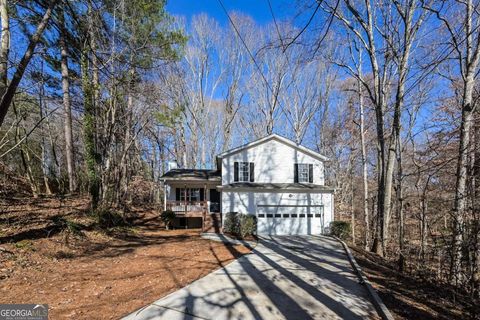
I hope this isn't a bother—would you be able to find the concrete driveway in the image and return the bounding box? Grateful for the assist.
[123,236,379,320]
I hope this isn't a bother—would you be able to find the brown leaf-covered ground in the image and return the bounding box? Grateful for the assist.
[350,246,480,320]
[0,197,251,319]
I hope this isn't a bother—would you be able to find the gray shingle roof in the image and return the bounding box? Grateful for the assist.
[218,182,334,192]
[161,169,221,180]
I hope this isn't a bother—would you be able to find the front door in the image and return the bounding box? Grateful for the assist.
[209,189,220,212]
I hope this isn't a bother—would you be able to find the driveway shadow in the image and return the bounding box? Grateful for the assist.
[124,236,379,320]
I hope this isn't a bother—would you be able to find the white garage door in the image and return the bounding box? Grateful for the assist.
[256,205,324,235]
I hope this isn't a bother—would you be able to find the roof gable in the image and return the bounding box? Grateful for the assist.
[217,134,329,162]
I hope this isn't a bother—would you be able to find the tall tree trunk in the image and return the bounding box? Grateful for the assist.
[361,0,421,258]
[20,144,38,197]
[372,118,385,255]
[397,138,405,272]
[38,57,52,195]
[473,111,480,297]
[0,0,57,127]
[452,85,474,284]
[178,125,187,168]
[451,0,480,286]
[0,0,10,98]
[358,71,369,250]
[121,67,135,204]
[350,158,355,245]
[201,135,206,168]
[380,33,412,256]
[13,102,38,197]
[420,182,429,263]
[42,89,61,185]
[89,4,101,201]
[59,8,75,193]
[81,45,99,209]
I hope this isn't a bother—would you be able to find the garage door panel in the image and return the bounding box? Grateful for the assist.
[257,206,312,215]
[257,205,324,236]
[257,217,304,235]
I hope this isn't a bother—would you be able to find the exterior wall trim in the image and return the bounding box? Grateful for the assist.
[217,187,334,193]
[256,204,325,208]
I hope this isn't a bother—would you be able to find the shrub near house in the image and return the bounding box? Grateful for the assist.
[161,210,176,229]
[223,212,256,239]
[329,221,351,240]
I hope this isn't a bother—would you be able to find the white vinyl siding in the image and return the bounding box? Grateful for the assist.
[221,191,334,235]
[222,139,324,185]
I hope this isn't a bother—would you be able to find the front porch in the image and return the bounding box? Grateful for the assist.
[165,200,222,233]
[165,200,222,232]
[161,168,222,232]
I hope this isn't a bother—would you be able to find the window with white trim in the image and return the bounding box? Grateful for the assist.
[238,162,250,182]
[298,163,310,183]
[179,188,200,202]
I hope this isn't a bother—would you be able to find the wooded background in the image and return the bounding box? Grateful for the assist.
[0,0,479,300]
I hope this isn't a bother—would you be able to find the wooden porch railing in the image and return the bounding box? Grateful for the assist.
[166,201,208,214]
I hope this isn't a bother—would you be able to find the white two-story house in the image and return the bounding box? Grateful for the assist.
[161,134,334,236]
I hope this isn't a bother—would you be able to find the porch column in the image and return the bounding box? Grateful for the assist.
[184,184,188,229]
[163,180,167,211]
[204,183,207,213]
[203,183,207,232]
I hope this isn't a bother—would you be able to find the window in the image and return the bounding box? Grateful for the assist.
[234,161,254,182]
[298,164,309,183]
[238,162,250,182]
[178,188,201,202]
[295,163,313,183]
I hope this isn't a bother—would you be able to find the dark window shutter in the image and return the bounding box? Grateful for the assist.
[176,188,180,200]
[294,164,299,183]
[309,164,313,183]
[250,162,255,182]
[200,189,205,201]
[234,162,239,182]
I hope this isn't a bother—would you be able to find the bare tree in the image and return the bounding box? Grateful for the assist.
[358,71,370,250]
[323,0,429,256]
[0,0,58,127]
[59,7,75,193]
[424,0,480,284]
[0,0,9,99]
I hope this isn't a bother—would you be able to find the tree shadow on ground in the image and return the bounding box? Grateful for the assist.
[350,246,480,320]
[132,236,379,320]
